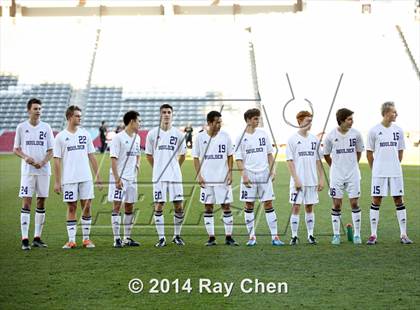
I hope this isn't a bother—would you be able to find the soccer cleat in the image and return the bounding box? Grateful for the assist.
[366,235,377,245]
[400,236,413,244]
[172,235,185,246]
[225,236,239,246]
[353,235,362,245]
[32,237,48,248]
[155,238,167,247]
[124,238,140,247]
[206,237,217,246]
[331,235,340,245]
[62,241,77,249]
[307,235,317,245]
[246,237,257,247]
[272,237,285,246]
[290,236,299,246]
[21,239,31,251]
[82,239,95,248]
[113,238,123,248]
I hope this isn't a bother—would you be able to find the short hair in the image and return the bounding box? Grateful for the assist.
[207,111,222,123]
[27,98,42,110]
[160,104,173,112]
[123,110,140,126]
[101,121,106,125]
[65,105,82,120]
[296,111,312,125]
[244,108,260,121]
[381,101,395,116]
[336,108,353,125]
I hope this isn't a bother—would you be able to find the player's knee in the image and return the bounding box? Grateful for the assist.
[292,204,300,214]
[263,201,272,209]
[393,196,403,205]
[372,197,382,206]
[205,205,214,213]
[305,205,313,213]
[245,202,254,210]
[221,203,230,212]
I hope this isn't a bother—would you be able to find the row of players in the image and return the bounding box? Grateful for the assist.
[14,99,412,250]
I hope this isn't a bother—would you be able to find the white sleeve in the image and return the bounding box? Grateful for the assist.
[53,135,63,158]
[398,128,406,150]
[227,134,234,156]
[266,133,274,154]
[109,135,120,158]
[323,135,332,155]
[13,124,21,149]
[286,139,294,161]
[145,131,154,155]
[87,131,95,154]
[366,129,375,151]
[234,135,243,160]
[356,132,364,152]
[46,125,54,150]
[191,135,200,158]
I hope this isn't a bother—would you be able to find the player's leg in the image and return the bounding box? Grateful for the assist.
[122,181,139,246]
[367,177,385,245]
[153,182,166,247]
[111,200,123,248]
[349,198,362,244]
[19,176,34,250]
[240,177,257,246]
[172,200,185,245]
[32,175,49,247]
[216,185,237,246]
[391,177,411,244]
[331,198,342,245]
[204,204,216,246]
[79,181,95,248]
[63,201,78,249]
[304,204,316,244]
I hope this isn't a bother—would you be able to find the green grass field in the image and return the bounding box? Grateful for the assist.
[0,153,419,309]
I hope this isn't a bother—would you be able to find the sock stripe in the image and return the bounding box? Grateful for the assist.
[370,204,380,210]
[154,211,163,216]
[352,208,361,213]
[244,209,254,213]
[112,212,120,216]
[125,212,133,215]
[174,213,184,219]
[35,208,45,214]
[82,216,92,221]
[265,208,275,213]
[204,213,213,217]
[396,204,405,211]
[21,208,30,214]
[66,220,77,225]
[331,209,341,216]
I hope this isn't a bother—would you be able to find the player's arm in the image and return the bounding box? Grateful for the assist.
[136,155,140,172]
[366,151,374,170]
[356,152,362,163]
[236,159,251,188]
[13,147,36,166]
[34,149,53,169]
[286,160,302,191]
[193,157,205,187]
[227,155,233,185]
[267,153,276,181]
[53,157,62,194]
[88,153,103,190]
[316,159,324,191]
[324,154,332,167]
[111,157,123,189]
[146,154,154,167]
[398,150,403,162]
[178,154,185,167]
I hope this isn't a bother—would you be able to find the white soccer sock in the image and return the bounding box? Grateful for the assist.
[154,211,165,239]
[305,212,315,237]
[34,208,46,238]
[370,204,380,237]
[66,220,77,242]
[223,211,233,236]
[331,208,341,236]
[81,216,92,241]
[173,211,184,237]
[111,212,121,241]
[21,208,30,240]
[352,208,361,237]
[396,204,407,237]
[124,212,134,240]
[290,214,300,238]
[204,212,214,237]
[244,209,255,238]
[265,208,278,240]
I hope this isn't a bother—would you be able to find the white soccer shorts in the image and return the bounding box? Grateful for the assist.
[62,181,94,202]
[153,181,184,203]
[239,170,275,202]
[371,176,404,197]
[108,178,138,204]
[200,185,233,205]
[329,177,361,199]
[19,175,50,198]
[289,186,319,205]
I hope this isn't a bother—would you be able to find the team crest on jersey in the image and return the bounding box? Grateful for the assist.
[25,130,29,133]
[65,137,70,141]
[297,141,301,144]
[125,141,129,144]
[378,132,383,135]
[334,138,338,142]
[203,141,208,144]
[243,138,248,142]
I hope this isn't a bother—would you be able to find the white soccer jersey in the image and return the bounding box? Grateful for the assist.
[234,128,274,173]
[192,130,233,184]
[14,120,54,176]
[53,128,95,185]
[366,123,405,177]
[286,132,321,187]
[109,130,141,181]
[323,127,364,181]
[145,126,186,182]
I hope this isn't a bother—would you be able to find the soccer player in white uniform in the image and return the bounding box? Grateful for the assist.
[13,98,54,250]
[145,104,187,247]
[286,111,324,245]
[366,102,412,245]
[193,111,238,246]
[235,108,284,247]
[53,105,102,249]
[323,108,364,245]
[108,111,141,248]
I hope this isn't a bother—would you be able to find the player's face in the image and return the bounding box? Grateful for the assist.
[70,110,82,126]
[132,117,141,131]
[208,117,222,133]
[28,103,41,120]
[300,116,312,130]
[160,108,173,125]
[385,107,397,122]
[342,115,353,129]
[247,116,260,128]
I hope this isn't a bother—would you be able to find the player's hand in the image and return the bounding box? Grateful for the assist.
[24,156,35,165]
[33,160,45,169]
[226,173,233,186]
[294,178,302,191]
[54,182,61,194]
[198,175,206,188]
[317,180,324,192]
[243,175,252,188]
[115,178,123,190]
